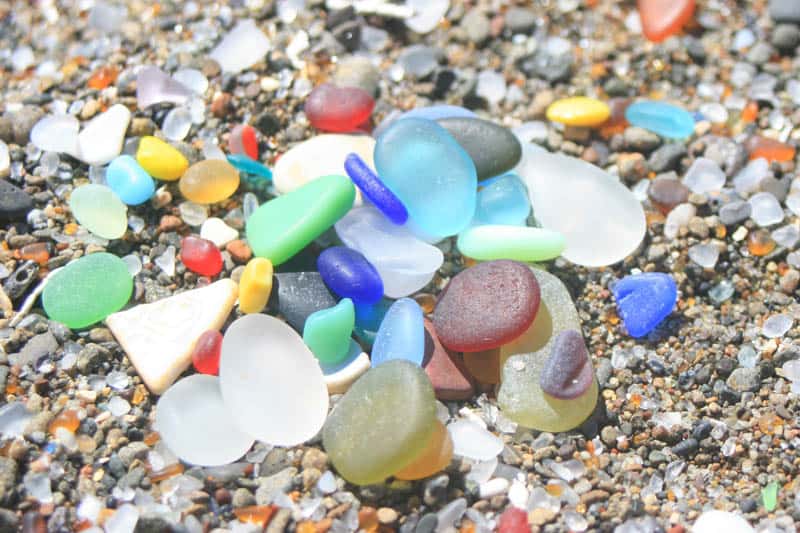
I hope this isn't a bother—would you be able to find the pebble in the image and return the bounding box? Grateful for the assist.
[461,9,490,43]
[200,217,238,247]
[303,298,355,365]
[612,273,678,338]
[682,158,726,194]
[623,126,662,152]
[181,236,223,277]
[762,313,793,338]
[664,203,696,238]
[305,84,375,133]
[317,246,384,304]
[447,420,503,461]
[375,118,477,240]
[748,192,784,226]
[648,143,687,173]
[76,104,131,166]
[545,97,610,127]
[322,360,436,485]
[624,100,694,139]
[273,134,374,200]
[539,330,593,399]
[228,124,258,160]
[220,314,329,445]
[246,174,354,265]
[769,0,800,23]
[344,152,408,224]
[733,158,769,196]
[191,330,223,375]
[372,298,425,366]
[238,258,273,314]
[106,155,156,205]
[209,19,271,73]
[688,243,719,269]
[456,225,565,262]
[693,510,754,533]
[0,180,33,221]
[30,114,80,156]
[719,201,752,225]
[638,0,695,42]
[335,207,443,298]
[436,117,523,181]
[162,107,192,141]
[272,272,338,332]
[334,56,381,96]
[422,320,474,400]
[516,143,646,266]
[432,260,540,352]
[136,136,189,181]
[321,340,371,395]
[135,66,194,109]
[179,159,240,204]
[473,173,530,226]
[43,253,132,329]
[648,174,689,214]
[405,0,450,34]
[155,374,254,466]
[106,279,238,394]
[394,420,454,481]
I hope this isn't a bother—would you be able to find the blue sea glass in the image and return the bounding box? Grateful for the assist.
[371,298,425,366]
[473,173,530,226]
[318,246,384,304]
[344,153,408,225]
[613,272,678,337]
[106,155,155,205]
[625,101,695,139]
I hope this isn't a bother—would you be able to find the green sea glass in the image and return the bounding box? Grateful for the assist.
[457,225,565,262]
[303,298,355,365]
[43,253,133,329]
[322,359,436,485]
[69,184,128,239]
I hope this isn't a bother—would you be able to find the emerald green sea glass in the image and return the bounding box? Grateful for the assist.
[43,253,133,329]
[303,298,355,365]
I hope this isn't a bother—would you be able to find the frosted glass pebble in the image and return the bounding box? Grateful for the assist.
[772,225,799,249]
[436,498,467,533]
[682,157,726,194]
[105,504,139,533]
[136,66,193,109]
[688,243,719,269]
[209,19,271,74]
[762,314,792,338]
[69,184,128,240]
[664,203,696,239]
[405,0,449,33]
[219,314,329,446]
[782,360,800,382]
[173,69,209,95]
[693,510,754,533]
[448,420,503,461]
[30,114,80,156]
[335,207,443,298]
[476,71,506,106]
[787,193,800,217]
[699,103,728,124]
[163,107,193,141]
[371,298,425,366]
[155,374,254,466]
[107,396,130,417]
[179,201,209,226]
[200,217,238,247]
[77,104,131,166]
[748,192,784,227]
[155,246,176,276]
[733,158,770,196]
[515,143,645,267]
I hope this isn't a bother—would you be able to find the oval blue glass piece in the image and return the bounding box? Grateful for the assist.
[344,153,408,225]
[473,173,530,226]
[318,246,384,304]
[371,298,425,366]
[375,118,477,240]
[624,101,695,139]
[612,272,677,338]
[106,155,156,205]
[227,154,273,180]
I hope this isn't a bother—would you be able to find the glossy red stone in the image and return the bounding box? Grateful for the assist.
[192,330,223,375]
[229,124,259,160]
[497,507,528,533]
[181,236,224,277]
[422,320,474,400]
[638,0,695,43]
[432,260,540,353]
[305,84,375,133]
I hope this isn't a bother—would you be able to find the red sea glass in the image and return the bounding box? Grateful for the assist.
[191,330,223,375]
[422,320,474,400]
[181,236,224,277]
[305,84,375,133]
[432,260,540,352]
[637,0,695,43]
[229,124,259,160]
[497,507,528,533]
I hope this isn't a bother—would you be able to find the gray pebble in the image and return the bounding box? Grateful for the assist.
[772,24,800,50]
[415,513,438,533]
[719,201,751,225]
[746,42,774,65]
[255,467,297,504]
[648,143,687,173]
[0,457,17,504]
[505,8,537,33]
[769,0,800,23]
[334,56,381,97]
[461,9,491,44]
[623,126,661,152]
[726,367,761,392]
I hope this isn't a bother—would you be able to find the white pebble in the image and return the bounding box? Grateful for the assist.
[209,19,271,74]
[478,478,509,498]
[733,158,769,196]
[771,224,799,249]
[155,245,176,277]
[748,192,784,227]
[693,510,754,533]
[107,396,131,417]
[688,243,719,269]
[682,157,726,194]
[447,419,503,461]
[162,107,193,141]
[664,203,696,239]
[476,70,506,106]
[200,217,239,247]
[762,314,792,338]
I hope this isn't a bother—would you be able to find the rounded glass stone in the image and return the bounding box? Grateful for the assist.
[539,330,593,399]
[394,420,453,480]
[219,314,329,446]
[456,225,565,262]
[638,0,695,43]
[105,155,156,205]
[322,359,436,485]
[136,136,188,181]
[228,124,259,159]
[69,184,128,240]
[545,97,611,127]
[432,260,540,352]
[498,353,598,432]
[191,330,223,375]
[317,246,384,304]
[303,299,355,365]
[181,236,223,277]
[612,272,677,338]
[344,153,408,225]
[155,374,254,466]
[179,159,240,204]
[624,100,695,139]
[238,258,273,314]
[305,84,375,133]
[43,253,133,329]
[473,173,530,226]
[371,298,425,366]
[375,118,477,240]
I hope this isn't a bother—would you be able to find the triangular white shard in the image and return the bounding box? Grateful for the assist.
[106,279,238,395]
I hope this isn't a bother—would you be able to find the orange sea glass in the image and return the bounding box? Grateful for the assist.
[462,348,501,385]
[87,66,119,90]
[637,0,695,43]
[746,136,796,163]
[394,421,453,480]
[48,409,80,435]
